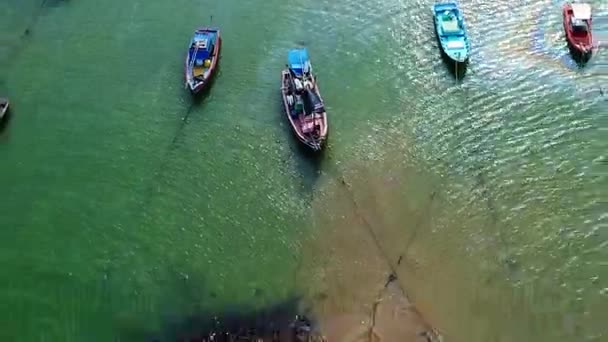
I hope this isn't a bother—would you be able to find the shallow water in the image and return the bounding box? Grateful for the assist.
[0,0,606,341]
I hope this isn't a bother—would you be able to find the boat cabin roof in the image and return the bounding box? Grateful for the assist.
[572,18,588,28]
[572,3,591,20]
[190,33,215,60]
[288,48,311,76]
[195,38,208,49]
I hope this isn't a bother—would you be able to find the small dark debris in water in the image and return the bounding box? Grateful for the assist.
[313,292,328,302]
[23,28,30,36]
[397,255,403,265]
[291,315,313,342]
[505,257,520,272]
[430,191,437,200]
[600,87,604,96]
[253,288,263,297]
[384,272,398,288]
[418,331,434,342]
[209,291,217,298]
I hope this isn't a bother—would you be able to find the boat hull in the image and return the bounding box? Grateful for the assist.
[563,4,593,62]
[281,70,328,151]
[0,98,8,120]
[184,27,221,95]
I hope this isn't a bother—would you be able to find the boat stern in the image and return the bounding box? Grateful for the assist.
[442,39,469,63]
[446,49,469,63]
[188,79,207,94]
[303,137,325,152]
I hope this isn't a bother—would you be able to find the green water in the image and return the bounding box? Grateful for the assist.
[0,0,606,341]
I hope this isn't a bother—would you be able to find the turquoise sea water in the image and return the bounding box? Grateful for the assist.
[0,0,606,341]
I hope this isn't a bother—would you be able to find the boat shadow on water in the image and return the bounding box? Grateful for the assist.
[284,114,327,196]
[294,142,326,197]
[567,44,593,67]
[0,110,12,138]
[438,50,468,80]
[167,65,219,147]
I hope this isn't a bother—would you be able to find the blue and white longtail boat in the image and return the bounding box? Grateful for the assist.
[184,27,221,95]
[432,2,470,65]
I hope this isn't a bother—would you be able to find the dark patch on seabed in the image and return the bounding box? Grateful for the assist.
[474,168,522,279]
[111,267,320,341]
[4,0,70,63]
[119,299,324,342]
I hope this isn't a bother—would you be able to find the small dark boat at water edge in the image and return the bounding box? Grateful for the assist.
[184,27,221,95]
[0,98,9,120]
[563,3,593,62]
[281,49,328,151]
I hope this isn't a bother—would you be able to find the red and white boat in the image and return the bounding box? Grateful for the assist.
[563,3,593,59]
[280,49,328,151]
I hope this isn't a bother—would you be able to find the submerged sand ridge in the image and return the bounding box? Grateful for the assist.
[292,130,601,342]
[295,155,442,342]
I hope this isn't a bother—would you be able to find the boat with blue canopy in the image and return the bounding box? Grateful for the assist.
[184,27,221,95]
[281,48,328,151]
[287,49,311,77]
[433,2,470,67]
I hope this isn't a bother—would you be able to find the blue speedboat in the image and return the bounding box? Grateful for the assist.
[433,2,470,65]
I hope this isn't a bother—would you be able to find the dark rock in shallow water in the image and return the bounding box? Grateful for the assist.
[312,292,328,302]
[119,298,323,342]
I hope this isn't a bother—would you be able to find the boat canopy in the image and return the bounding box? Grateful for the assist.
[446,40,465,49]
[572,18,588,28]
[441,17,462,35]
[288,48,311,76]
[191,33,215,61]
[572,3,591,20]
